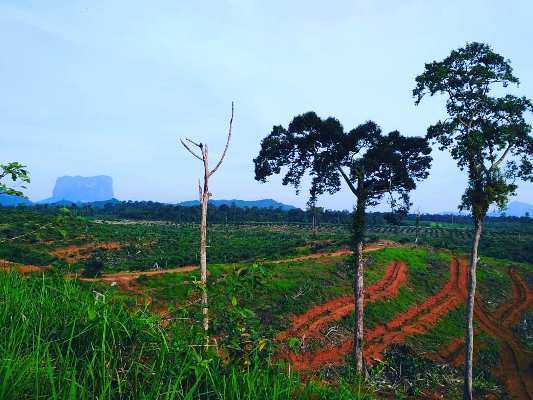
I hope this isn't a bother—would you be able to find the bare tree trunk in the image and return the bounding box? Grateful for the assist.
[199,172,209,332]
[354,239,364,372]
[352,194,366,374]
[312,209,317,235]
[464,218,482,400]
[180,102,234,345]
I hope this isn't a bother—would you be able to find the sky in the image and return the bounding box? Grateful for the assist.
[1,0,532,212]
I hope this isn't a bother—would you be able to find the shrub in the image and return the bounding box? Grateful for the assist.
[82,255,104,277]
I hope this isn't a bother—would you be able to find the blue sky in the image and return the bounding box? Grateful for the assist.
[2,0,532,212]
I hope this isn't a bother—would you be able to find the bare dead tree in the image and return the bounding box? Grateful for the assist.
[180,102,234,338]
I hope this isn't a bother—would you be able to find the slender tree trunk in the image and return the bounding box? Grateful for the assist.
[179,101,233,345]
[200,155,210,334]
[352,195,366,373]
[464,217,483,400]
[354,240,364,372]
[312,208,317,236]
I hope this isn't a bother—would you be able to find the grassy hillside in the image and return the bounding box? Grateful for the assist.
[1,208,532,399]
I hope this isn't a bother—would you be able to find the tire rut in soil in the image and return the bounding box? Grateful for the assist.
[285,257,468,372]
[277,261,407,341]
[433,267,533,400]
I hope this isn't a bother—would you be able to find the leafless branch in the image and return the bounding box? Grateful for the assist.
[186,138,202,148]
[209,102,234,177]
[180,139,202,161]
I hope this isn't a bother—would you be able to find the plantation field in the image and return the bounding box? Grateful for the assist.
[0,208,348,273]
[1,208,532,273]
[367,223,533,264]
[1,207,532,399]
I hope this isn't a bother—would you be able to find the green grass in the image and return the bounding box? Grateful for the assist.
[0,271,373,400]
[407,305,465,353]
[145,256,356,336]
[347,247,451,330]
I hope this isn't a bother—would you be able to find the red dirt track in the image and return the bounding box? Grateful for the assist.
[282,255,532,400]
[79,265,198,288]
[79,266,199,322]
[79,241,394,310]
[284,257,469,371]
[270,240,397,265]
[475,298,533,400]
[434,269,533,400]
[494,269,533,327]
[277,261,407,341]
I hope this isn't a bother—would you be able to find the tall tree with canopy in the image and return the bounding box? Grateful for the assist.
[0,162,30,197]
[254,113,432,372]
[413,42,533,399]
[180,102,234,339]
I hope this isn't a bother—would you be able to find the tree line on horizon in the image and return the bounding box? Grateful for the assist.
[5,200,532,225]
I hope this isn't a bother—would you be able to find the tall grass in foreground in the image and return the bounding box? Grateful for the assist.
[0,272,370,400]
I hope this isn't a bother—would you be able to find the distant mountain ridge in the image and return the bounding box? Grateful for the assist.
[178,198,298,210]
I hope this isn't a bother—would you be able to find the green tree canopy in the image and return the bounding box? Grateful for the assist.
[414,42,533,219]
[254,112,432,212]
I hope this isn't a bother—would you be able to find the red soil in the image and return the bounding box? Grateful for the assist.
[494,269,533,327]
[51,242,122,263]
[474,295,533,399]
[277,261,407,341]
[0,259,50,274]
[460,270,532,400]
[432,337,466,367]
[271,249,351,264]
[270,240,398,265]
[79,265,198,304]
[79,265,200,325]
[426,267,533,400]
[285,257,469,371]
[79,265,198,284]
